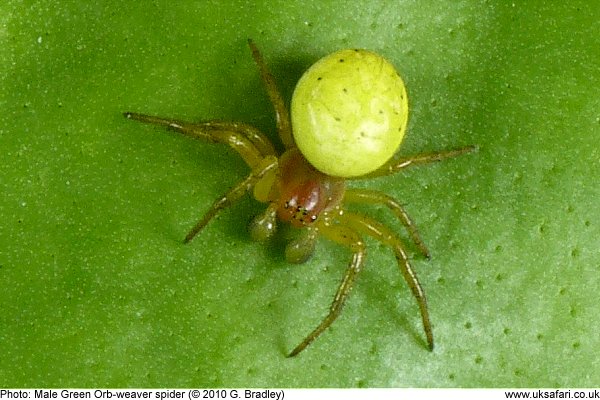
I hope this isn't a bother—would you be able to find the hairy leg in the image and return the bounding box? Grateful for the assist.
[344,188,430,259]
[184,155,278,243]
[247,39,295,150]
[124,112,275,168]
[359,145,477,179]
[288,224,366,357]
[339,212,434,351]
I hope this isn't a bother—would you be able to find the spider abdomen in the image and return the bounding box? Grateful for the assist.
[291,49,409,178]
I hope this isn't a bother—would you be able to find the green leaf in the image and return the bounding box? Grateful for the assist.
[1,1,599,387]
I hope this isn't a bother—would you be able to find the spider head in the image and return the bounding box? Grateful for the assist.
[276,148,345,228]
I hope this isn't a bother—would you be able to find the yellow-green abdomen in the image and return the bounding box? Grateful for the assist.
[291,49,408,178]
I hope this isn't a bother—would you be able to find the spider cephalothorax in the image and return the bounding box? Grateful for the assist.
[124,39,474,357]
[275,148,345,227]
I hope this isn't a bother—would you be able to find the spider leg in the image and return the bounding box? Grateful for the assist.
[247,39,295,150]
[357,145,477,179]
[204,121,276,156]
[287,224,366,357]
[339,212,434,351]
[343,188,430,259]
[184,155,278,243]
[123,112,275,168]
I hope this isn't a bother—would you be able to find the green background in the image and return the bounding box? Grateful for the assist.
[1,1,599,388]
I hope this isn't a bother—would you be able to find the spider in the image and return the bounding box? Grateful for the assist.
[124,39,475,357]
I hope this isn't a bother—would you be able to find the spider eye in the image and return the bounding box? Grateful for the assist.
[279,190,321,227]
[291,49,408,178]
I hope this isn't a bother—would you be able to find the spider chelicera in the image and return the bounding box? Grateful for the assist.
[124,39,474,357]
